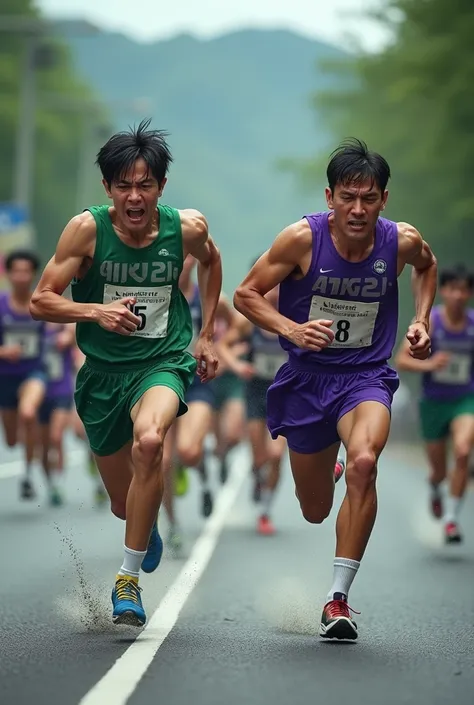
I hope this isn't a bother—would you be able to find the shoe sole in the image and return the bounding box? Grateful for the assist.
[202,493,213,518]
[320,617,358,641]
[141,549,163,574]
[445,535,462,544]
[112,611,146,627]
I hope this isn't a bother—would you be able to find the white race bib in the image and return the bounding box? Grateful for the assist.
[46,350,64,381]
[309,295,379,349]
[3,331,39,359]
[432,353,471,385]
[253,352,287,380]
[102,285,172,339]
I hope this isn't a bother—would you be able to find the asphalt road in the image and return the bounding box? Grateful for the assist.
[0,435,473,705]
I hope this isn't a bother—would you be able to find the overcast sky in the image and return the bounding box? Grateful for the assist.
[37,0,391,52]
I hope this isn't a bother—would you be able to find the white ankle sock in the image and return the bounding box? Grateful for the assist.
[327,557,360,601]
[118,545,147,578]
[444,495,462,523]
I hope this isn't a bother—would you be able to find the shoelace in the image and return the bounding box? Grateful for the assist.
[325,599,361,619]
[116,578,142,604]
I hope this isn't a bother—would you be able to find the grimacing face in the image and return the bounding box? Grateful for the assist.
[103,157,166,233]
[325,179,388,242]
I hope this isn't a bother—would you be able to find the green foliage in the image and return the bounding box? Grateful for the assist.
[293,0,474,372]
[0,2,109,260]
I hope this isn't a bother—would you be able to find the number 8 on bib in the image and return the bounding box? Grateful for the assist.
[309,295,380,349]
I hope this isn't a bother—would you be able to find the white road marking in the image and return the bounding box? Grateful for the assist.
[0,449,85,480]
[79,454,248,705]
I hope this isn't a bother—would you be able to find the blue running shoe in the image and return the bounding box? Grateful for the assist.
[141,522,163,574]
[111,575,146,627]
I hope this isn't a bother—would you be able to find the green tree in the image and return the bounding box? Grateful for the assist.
[0,1,109,257]
[295,0,474,341]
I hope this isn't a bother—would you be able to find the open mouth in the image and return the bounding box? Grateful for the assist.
[348,221,367,231]
[126,208,145,223]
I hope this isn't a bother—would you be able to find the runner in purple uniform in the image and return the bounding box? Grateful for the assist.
[38,323,76,506]
[234,139,436,640]
[0,250,46,500]
[396,265,474,544]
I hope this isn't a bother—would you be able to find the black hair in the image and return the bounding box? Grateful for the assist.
[96,118,173,187]
[327,138,391,194]
[5,249,40,272]
[440,265,474,289]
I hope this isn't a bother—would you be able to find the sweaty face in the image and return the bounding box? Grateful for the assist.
[326,179,388,241]
[104,158,165,232]
[441,280,472,316]
[7,259,36,295]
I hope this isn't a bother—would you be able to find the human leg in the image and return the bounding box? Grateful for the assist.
[213,373,246,483]
[444,407,474,542]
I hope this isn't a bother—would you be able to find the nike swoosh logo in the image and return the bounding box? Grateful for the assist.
[319,268,333,273]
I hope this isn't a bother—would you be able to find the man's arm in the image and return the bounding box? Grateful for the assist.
[30,212,140,334]
[216,314,253,376]
[398,222,438,329]
[233,220,312,339]
[182,209,222,339]
[395,331,440,372]
[30,213,99,323]
[182,209,221,380]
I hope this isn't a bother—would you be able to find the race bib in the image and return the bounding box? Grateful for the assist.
[102,285,172,339]
[45,350,64,381]
[3,331,39,359]
[253,352,287,380]
[432,353,471,385]
[309,296,379,349]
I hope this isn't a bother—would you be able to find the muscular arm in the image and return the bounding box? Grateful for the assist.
[216,315,253,373]
[398,222,438,330]
[30,213,98,323]
[233,220,312,339]
[182,210,222,338]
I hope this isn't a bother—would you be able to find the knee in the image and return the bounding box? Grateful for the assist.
[19,407,35,425]
[300,502,331,525]
[178,441,202,469]
[50,432,63,450]
[132,427,166,472]
[226,425,244,448]
[346,450,378,492]
[453,443,470,467]
[111,499,125,520]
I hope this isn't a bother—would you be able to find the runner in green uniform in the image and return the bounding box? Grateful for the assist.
[30,119,222,627]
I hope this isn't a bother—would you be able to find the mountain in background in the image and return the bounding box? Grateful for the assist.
[64,27,346,290]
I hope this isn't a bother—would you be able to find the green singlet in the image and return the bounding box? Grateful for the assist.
[72,204,197,456]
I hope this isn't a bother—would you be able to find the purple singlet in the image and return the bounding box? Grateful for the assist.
[44,325,75,399]
[0,292,45,376]
[422,306,474,401]
[267,212,400,454]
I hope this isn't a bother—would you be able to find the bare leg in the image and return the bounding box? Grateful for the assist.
[425,439,447,518]
[176,401,215,518]
[215,398,246,483]
[443,415,474,541]
[335,402,391,561]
